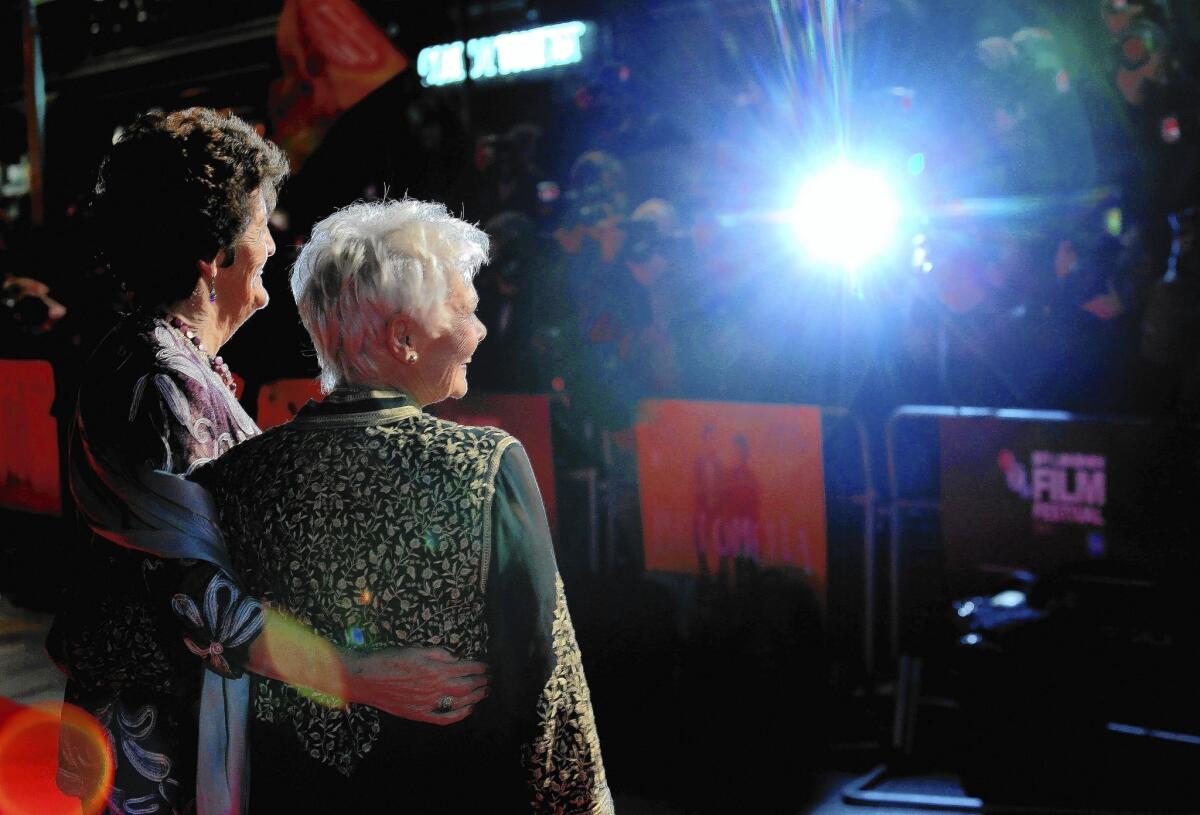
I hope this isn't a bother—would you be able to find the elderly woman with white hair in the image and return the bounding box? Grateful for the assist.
[193,199,612,813]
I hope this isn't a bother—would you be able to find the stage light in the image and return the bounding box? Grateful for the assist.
[792,162,901,272]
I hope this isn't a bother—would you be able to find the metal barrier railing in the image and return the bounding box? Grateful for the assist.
[5,365,888,681]
[890,405,1085,659]
[881,403,1200,778]
[821,406,876,677]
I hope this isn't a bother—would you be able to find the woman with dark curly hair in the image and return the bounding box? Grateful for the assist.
[47,108,488,815]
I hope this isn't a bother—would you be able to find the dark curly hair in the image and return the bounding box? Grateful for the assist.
[93,107,289,308]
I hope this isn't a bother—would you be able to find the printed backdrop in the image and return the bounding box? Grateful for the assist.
[635,399,827,594]
[939,415,1200,591]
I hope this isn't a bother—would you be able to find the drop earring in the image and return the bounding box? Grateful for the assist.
[208,277,217,304]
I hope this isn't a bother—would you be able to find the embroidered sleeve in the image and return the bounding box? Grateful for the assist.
[525,574,614,814]
[489,445,613,814]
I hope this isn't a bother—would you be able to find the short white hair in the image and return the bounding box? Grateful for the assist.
[290,199,489,393]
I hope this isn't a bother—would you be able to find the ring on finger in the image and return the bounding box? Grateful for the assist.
[436,695,454,713]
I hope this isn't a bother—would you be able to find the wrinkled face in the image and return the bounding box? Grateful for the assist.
[409,274,486,405]
[215,188,275,327]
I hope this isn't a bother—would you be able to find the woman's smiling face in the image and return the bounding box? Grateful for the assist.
[215,188,275,328]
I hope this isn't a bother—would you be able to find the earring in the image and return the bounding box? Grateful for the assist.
[406,351,418,364]
[208,278,217,304]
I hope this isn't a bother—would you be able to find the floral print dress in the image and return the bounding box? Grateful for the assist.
[47,313,265,815]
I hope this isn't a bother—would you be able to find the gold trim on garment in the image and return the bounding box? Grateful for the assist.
[288,405,422,429]
[525,572,614,813]
[323,387,415,404]
[480,436,516,594]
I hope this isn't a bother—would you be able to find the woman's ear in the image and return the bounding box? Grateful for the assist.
[196,250,224,284]
[385,313,413,362]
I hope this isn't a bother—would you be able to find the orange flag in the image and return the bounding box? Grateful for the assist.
[270,0,408,168]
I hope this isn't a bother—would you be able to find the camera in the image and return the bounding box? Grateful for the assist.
[559,183,618,228]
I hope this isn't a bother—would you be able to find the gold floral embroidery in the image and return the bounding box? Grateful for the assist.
[209,412,510,775]
[526,573,614,814]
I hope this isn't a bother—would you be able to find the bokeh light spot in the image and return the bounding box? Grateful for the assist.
[1161,116,1181,144]
[1104,207,1123,237]
[0,700,113,815]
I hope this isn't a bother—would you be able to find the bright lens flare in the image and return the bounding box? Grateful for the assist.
[793,163,901,271]
[261,609,348,708]
[0,700,114,815]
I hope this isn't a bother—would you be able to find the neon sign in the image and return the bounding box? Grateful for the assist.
[416,21,592,87]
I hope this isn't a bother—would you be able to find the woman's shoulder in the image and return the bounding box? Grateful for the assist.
[190,420,282,486]
[77,315,162,414]
[418,412,515,447]
[84,313,209,392]
[140,318,220,390]
[80,313,257,467]
[399,413,519,474]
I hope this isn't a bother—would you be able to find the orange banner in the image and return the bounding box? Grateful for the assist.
[256,377,324,431]
[635,399,827,592]
[0,360,60,515]
[270,0,408,168]
[256,381,558,537]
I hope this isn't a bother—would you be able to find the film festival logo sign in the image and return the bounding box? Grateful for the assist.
[998,449,1106,527]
